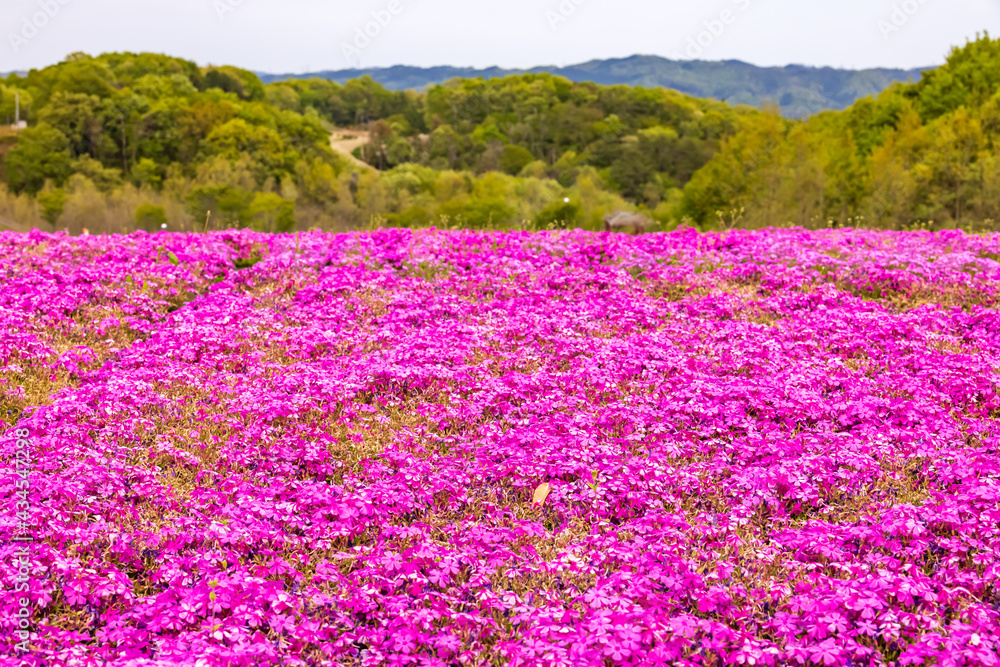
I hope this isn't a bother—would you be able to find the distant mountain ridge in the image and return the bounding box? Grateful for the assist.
[256,55,931,117]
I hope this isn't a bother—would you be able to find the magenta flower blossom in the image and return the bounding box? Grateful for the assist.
[1,227,999,665]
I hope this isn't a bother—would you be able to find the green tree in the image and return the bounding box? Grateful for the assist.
[37,91,104,157]
[910,32,999,121]
[248,192,295,233]
[437,198,514,228]
[5,124,73,194]
[37,187,68,228]
[46,55,116,100]
[71,155,124,191]
[533,198,581,229]
[133,157,162,187]
[500,145,534,175]
[187,184,253,229]
[135,203,168,231]
[204,66,265,101]
[0,86,33,123]
[204,119,285,174]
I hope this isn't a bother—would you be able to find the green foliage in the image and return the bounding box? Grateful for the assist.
[679,33,1000,230]
[133,158,162,187]
[5,123,72,194]
[37,91,103,156]
[262,76,424,128]
[71,155,124,191]
[366,73,745,199]
[247,193,295,233]
[2,51,745,233]
[500,145,534,175]
[271,71,746,204]
[385,206,433,228]
[37,188,67,227]
[0,51,356,234]
[6,39,999,235]
[232,252,263,269]
[908,31,999,121]
[203,119,286,175]
[437,197,515,229]
[187,185,254,228]
[135,203,167,231]
[204,66,265,101]
[533,199,581,229]
[2,52,338,199]
[0,85,32,121]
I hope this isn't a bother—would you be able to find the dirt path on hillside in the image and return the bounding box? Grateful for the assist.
[330,128,376,171]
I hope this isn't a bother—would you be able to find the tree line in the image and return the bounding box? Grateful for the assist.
[1,35,998,234]
[1,52,355,233]
[678,32,1000,231]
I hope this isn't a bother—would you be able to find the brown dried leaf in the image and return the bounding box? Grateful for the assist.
[532,482,551,506]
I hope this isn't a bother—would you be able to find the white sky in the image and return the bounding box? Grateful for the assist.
[2,0,998,74]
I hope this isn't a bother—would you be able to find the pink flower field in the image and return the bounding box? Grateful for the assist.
[2,227,999,667]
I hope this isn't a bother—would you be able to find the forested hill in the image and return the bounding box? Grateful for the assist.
[1,36,995,235]
[678,33,1000,230]
[257,55,929,117]
[0,51,753,233]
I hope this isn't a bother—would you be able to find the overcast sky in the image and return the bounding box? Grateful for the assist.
[3,0,998,74]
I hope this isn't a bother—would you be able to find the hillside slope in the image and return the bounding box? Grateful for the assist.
[257,55,929,117]
[677,34,1000,229]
